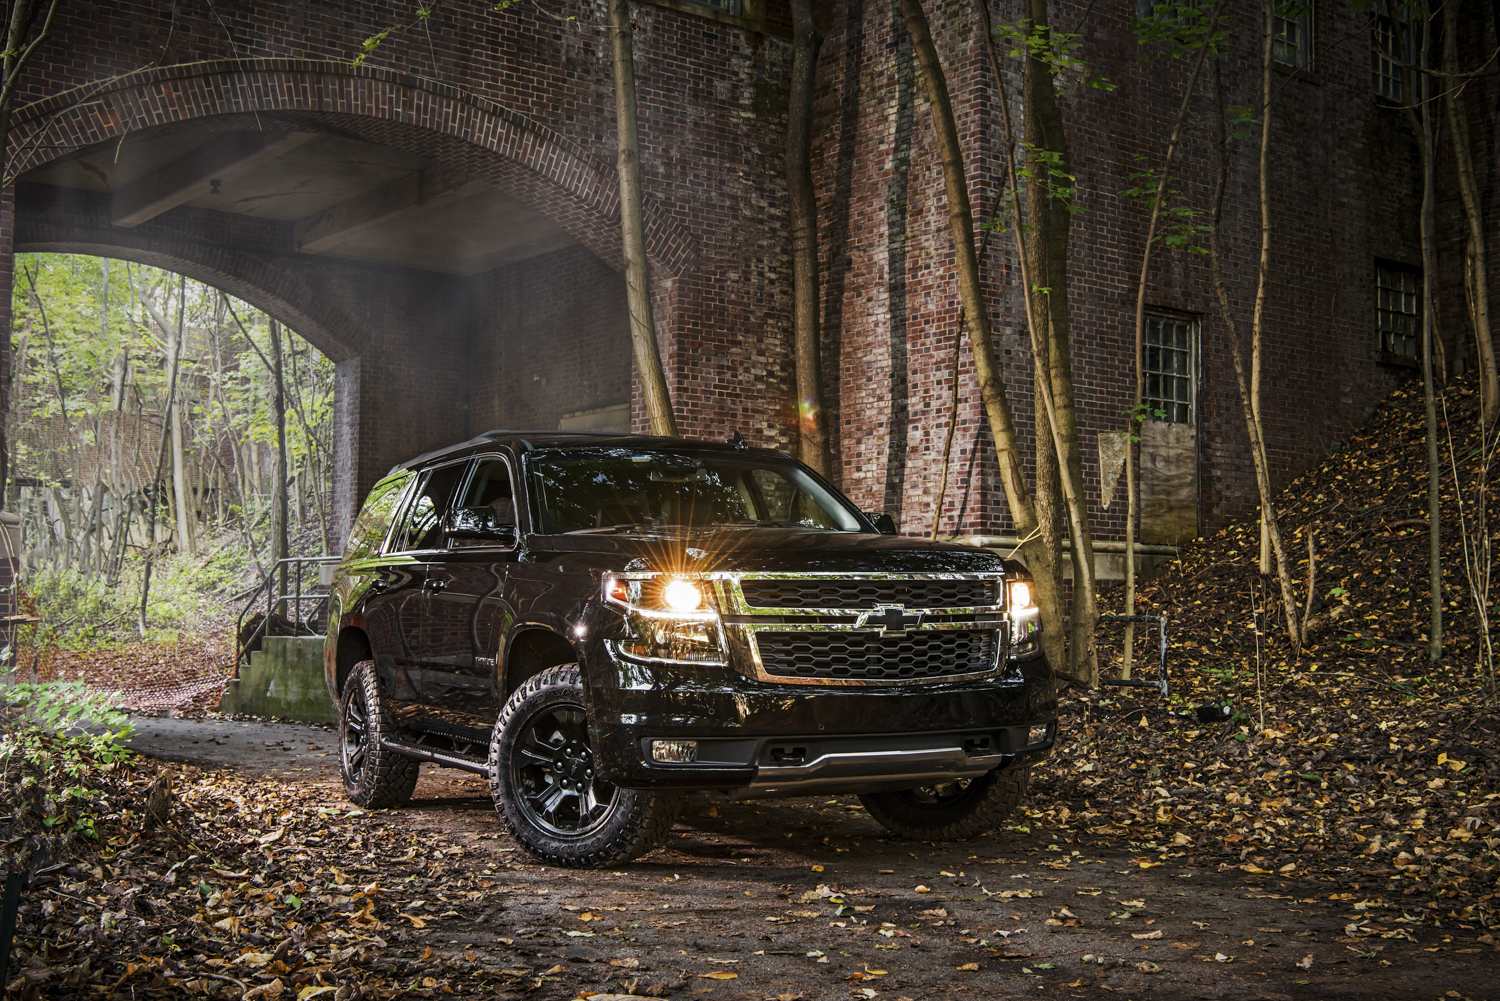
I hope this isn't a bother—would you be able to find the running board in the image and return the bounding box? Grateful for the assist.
[379,736,489,776]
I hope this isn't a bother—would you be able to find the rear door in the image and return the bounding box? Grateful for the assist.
[375,460,469,700]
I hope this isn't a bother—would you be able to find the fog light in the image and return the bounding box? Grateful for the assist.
[652,739,699,763]
[1027,724,1051,745]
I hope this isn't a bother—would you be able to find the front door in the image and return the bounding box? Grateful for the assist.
[418,455,520,732]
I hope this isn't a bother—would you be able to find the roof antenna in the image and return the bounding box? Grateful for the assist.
[730,430,748,450]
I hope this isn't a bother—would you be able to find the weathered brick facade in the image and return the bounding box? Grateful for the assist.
[1,0,1493,574]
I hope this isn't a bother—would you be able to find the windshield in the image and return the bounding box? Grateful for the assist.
[526,448,865,535]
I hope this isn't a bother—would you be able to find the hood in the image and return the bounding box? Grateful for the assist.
[532,529,1010,575]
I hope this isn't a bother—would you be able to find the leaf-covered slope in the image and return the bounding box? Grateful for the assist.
[1032,377,1498,931]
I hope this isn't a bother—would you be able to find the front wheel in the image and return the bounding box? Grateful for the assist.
[859,764,1029,841]
[488,664,682,868]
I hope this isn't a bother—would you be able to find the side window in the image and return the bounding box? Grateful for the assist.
[390,462,468,552]
[458,457,517,525]
[344,472,413,560]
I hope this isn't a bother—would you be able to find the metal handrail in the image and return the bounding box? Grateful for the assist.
[1097,613,1171,698]
[235,556,341,671]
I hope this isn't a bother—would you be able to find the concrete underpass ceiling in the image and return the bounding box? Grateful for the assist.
[23,130,579,275]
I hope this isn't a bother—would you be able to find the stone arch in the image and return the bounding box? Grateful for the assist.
[9,59,701,279]
[13,229,362,364]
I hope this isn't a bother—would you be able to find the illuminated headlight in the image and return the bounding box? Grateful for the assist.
[605,574,726,665]
[1008,580,1035,611]
[1008,577,1041,661]
[652,739,699,763]
[662,578,703,611]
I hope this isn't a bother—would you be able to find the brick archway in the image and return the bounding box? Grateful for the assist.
[9,59,701,280]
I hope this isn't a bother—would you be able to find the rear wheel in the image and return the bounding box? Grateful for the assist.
[489,664,681,868]
[859,765,1029,841]
[339,660,420,809]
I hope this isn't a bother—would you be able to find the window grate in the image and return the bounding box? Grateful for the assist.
[1377,264,1420,358]
[1144,314,1196,425]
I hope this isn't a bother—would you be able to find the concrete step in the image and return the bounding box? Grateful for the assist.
[218,635,336,724]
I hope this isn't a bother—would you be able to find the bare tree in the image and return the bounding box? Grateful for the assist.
[1122,2,1223,675]
[608,0,677,437]
[788,0,830,476]
[1442,1,1498,429]
[1208,9,1300,656]
[904,0,1097,682]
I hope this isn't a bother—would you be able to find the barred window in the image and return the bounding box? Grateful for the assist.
[1272,2,1313,70]
[1377,263,1421,359]
[1372,10,1411,100]
[1145,314,1197,425]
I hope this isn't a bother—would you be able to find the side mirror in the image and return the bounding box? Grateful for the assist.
[445,506,518,545]
[868,512,898,536]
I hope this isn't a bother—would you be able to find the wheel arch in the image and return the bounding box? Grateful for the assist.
[502,627,582,699]
[335,626,374,696]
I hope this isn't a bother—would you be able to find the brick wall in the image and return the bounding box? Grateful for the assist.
[2,0,1486,560]
[811,0,1423,542]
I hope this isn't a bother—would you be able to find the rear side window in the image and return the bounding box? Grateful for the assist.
[390,462,470,552]
[344,472,412,560]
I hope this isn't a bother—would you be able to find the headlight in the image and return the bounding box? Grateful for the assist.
[605,574,725,665]
[1008,577,1041,661]
[1009,580,1034,610]
[662,578,703,612]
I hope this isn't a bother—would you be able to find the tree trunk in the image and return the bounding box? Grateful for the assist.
[905,0,1081,683]
[1123,2,1222,676]
[1403,7,1442,661]
[1210,39,1301,656]
[1443,1,1498,427]
[788,0,831,476]
[1018,0,1098,684]
[269,317,290,599]
[169,277,194,556]
[608,0,678,437]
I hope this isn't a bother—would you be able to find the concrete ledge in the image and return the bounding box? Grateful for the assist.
[955,536,1182,584]
[217,636,337,724]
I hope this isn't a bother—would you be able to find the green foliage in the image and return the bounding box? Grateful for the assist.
[1132,1,1229,61]
[0,681,135,775]
[1116,403,1169,442]
[994,18,1115,94]
[1120,158,1212,255]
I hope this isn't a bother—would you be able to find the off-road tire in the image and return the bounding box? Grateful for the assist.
[339,660,420,809]
[489,664,682,868]
[859,765,1030,841]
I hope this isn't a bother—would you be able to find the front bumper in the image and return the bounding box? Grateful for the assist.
[584,637,1057,793]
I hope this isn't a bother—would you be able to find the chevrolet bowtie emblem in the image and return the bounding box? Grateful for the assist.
[854,603,924,633]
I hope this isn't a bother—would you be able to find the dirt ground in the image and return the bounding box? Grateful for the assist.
[121,716,1495,1001]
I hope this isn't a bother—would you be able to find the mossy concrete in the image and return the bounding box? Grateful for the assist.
[217,636,336,724]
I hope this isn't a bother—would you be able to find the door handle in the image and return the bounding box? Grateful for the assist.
[369,578,390,593]
[423,578,446,593]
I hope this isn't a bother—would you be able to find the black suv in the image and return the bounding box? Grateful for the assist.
[323,431,1055,867]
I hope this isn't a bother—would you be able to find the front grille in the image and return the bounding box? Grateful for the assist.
[755,629,998,682]
[741,578,998,610]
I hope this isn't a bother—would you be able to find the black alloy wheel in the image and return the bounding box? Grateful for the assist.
[489,664,682,868]
[339,660,420,809]
[511,702,618,837]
